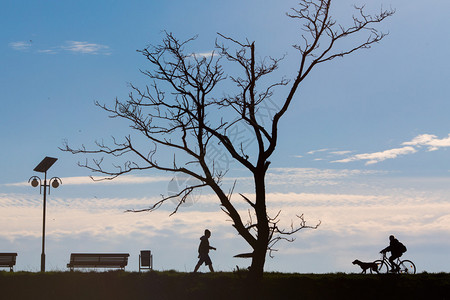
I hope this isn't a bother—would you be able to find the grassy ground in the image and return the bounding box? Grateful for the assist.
[1,271,449,299]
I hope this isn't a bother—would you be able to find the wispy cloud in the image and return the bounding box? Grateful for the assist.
[64,175,171,185]
[329,150,352,156]
[403,133,450,151]
[266,167,381,187]
[331,133,450,165]
[307,149,330,155]
[2,169,450,273]
[3,188,449,238]
[9,40,111,55]
[37,49,58,55]
[61,41,111,55]
[4,175,172,187]
[297,149,351,161]
[332,146,416,165]
[9,41,32,51]
[189,51,218,59]
[2,187,450,272]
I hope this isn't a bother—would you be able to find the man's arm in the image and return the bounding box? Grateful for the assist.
[380,245,391,253]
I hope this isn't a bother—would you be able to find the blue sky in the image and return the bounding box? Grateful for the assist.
[1,0,450,273]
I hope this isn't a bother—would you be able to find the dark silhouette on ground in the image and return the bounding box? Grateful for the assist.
[67,253,129,271]
[139,250,153,272]
[194,229,216,273]
[0,253,17,272]
[375,251,416,274]
[352,259,379,274]
[380,235,407,272]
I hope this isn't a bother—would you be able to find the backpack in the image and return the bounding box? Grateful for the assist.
[399,242,407,253]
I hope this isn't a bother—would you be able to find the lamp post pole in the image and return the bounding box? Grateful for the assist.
[29,157,61,272]
[41,171,47,272]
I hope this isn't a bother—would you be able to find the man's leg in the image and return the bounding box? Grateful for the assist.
[389,254,400,271]
[389,256,396,271]
[205,255,214,272]
[193,259,202,273]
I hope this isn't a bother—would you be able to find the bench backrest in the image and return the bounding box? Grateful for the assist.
[69,253,129,267]
[0,253,17,266]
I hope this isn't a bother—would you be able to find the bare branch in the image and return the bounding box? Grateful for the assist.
[239,193,255,208]
[126,180,207,215]
[267,212,321,257]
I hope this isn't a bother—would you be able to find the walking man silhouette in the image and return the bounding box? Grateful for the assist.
[193,229,216,272]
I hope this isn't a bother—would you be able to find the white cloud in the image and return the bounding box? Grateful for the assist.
[331,133,450,165]
[61,41,111,55]
[403,133,450,151]
[307,148,330,155]
[2,167,449,272]
[3,188,450,242]
[265,167,381,187]
[2,161,450,273]
[37,49,58,54]
[9,41,32,51]
[9,40,111,55]
[2,187,450,272]
[329,150,352,156]
[64,175,171,185]
[4,175,172,187]
[189,51,218,59]
[332,146,416,165]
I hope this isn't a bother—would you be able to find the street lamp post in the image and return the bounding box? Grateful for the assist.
[29,156,62,272]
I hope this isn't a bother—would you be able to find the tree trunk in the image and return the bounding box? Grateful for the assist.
[248,169,269,283]
[249,244,266,282]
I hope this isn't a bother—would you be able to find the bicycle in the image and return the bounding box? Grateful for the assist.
[372,252,416,274]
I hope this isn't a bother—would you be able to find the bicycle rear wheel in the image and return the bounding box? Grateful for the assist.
[398,260,416,274]
[372,260,388,274]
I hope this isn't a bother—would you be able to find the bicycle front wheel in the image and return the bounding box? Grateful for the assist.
[399,260,416,274]
[372,260,389,274]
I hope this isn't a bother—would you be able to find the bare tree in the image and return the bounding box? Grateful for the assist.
[62,0,394,281]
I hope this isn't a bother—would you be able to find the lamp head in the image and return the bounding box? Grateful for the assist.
[31,178,39,187]
[51,180,59,188]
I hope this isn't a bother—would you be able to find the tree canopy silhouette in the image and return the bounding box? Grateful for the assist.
[62,0,394,281]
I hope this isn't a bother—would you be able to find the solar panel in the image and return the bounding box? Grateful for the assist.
[33,157,58,173]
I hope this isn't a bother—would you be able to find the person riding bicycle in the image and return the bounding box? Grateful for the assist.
[380,235,407,272]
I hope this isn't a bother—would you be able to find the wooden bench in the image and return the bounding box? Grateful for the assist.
[0,253,18,272]
[67,253,129,271]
